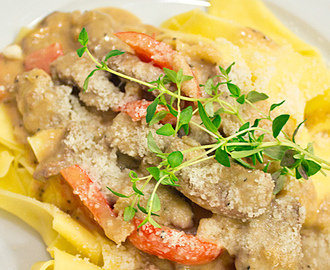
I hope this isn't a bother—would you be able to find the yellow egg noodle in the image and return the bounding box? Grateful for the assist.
[0,0,329,269]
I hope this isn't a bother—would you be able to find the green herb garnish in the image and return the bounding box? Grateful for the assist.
[77,29,330,228]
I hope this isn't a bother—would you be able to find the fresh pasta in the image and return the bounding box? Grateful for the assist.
[0,0,329,269]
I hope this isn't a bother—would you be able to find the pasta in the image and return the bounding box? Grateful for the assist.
[0,0,329,269]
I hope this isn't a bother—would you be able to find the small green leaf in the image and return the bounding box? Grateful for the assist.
[147,217,161,228]
[270,100,285,112]
[166,104,178,117]
[106,187,129,198]
[198,101,219,134]
[204,78,214,95]
[167,151,183,168]
[161,176,176,186]
[156,123,175,136]
[170,173,179,183]
[147,167,160,181]
[263,161,271,173]
[83,69,98,91]
[147,131,162,154]
[227,83,241,98]
[239,122,250,132]
[225,62,235,75]
[252,118,261,128]
[306,143,315,154]
[272,171,285,195]
[272,114,290,138]
[163,68,178,83]
[159,95,167,105]
[181,123,189,135]
[104,49,125,61]
[146,98,159,123]
[181,75,194,83]
[297,165,308,180]
[78,28,89,46]
[124,206,136,222]
[147,193,161,213]
[212,115,222,129]
[236,94,245,104]
[292,119,307,143]
[234,158,255,169]
[305,160,321,176]
[137,202,148,214]
[246,91,269,103]
[264,146,290,160]
[176,69,183,82]
[179,106,193,126]
[205,102,214,117]
[219,65,227,76]
[132,182,144,196]
[149,110,169,126]
[137,218,148,228]
[280,149,298,168]
[215,148,231,167]
[77,47,87,57]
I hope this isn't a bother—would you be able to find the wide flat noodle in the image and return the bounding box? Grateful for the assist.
[208,0,321,57]
[0,189,103,269]
[161,8,330,103]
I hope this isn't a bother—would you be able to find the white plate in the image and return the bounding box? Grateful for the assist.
[0,0,329,269]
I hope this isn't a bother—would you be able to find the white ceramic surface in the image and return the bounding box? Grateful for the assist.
[0,1,329,269]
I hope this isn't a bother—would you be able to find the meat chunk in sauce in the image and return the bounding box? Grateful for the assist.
[301,229,330,269]
[51,52,130,111]
[198,196,305,270]
[13,69,71,134]
[168,137,274,219]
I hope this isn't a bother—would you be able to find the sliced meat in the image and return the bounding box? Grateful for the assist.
[168,137,274,219]
[13,68,71,134]
[50,52,134,111]
[107,52,165,89]
[198,196,305,270]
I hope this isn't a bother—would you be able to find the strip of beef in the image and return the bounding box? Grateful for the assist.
[13,69,71,134]
[198,196,305,270]
[51,52,135,111]
[168,137,274,219]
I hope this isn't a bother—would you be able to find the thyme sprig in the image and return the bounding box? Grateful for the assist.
[77,28,330,227]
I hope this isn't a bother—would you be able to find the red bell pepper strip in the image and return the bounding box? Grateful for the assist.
[60,165,133,244]
[114,32,200,99]
[24,43,63,74]
[60,165,223,265]
[129,218,223,265]
[121,99,176,125]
